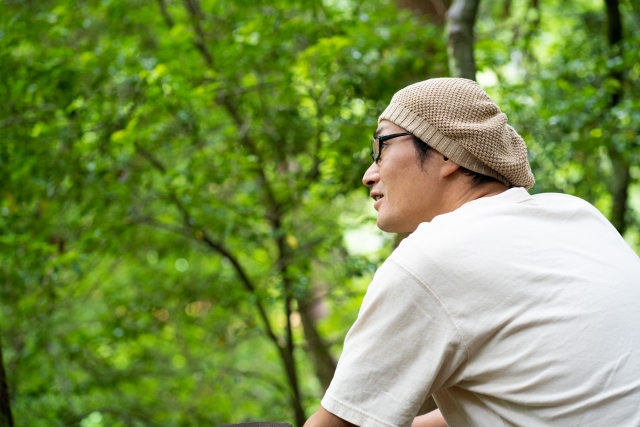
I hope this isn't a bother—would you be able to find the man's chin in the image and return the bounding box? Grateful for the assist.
[376,218,415,234]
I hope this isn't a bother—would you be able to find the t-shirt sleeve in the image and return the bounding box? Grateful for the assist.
[321,258,468,427]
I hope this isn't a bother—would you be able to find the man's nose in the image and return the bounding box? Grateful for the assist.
[362,162,380,188]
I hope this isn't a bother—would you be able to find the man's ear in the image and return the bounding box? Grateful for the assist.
[440,156,460,178]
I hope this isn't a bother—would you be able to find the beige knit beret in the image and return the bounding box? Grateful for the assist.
[379,78,535,189]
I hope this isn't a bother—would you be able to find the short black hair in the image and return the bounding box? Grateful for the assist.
[410,134,501,188]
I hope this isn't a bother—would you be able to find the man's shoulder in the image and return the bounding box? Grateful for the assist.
[529,190,604,212]
[416,188,609,239]
[388,187,631,291]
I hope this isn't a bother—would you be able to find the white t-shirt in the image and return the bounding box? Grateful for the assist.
[322,188,640,427]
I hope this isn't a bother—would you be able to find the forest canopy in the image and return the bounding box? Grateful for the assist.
[1,0,638,426]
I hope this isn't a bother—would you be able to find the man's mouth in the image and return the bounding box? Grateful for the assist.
[373,195,384,201]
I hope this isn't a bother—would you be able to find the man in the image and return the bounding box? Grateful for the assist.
[304,78,640,427]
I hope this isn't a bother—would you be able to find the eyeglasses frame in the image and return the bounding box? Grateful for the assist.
[370,132,412,163]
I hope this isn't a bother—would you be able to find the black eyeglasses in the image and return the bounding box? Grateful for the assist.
[370,132,412,163]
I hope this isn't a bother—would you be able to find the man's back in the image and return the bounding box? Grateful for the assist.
[396,188,640,426]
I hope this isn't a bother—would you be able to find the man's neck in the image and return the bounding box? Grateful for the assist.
[443,180,509,215]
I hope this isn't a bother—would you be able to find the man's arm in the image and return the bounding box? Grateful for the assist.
[412,409,447,427]
[305,406,446,427]
[304,405,356,427]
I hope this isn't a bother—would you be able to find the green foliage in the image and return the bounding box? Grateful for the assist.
[0,0,445,425]
[476,0,640,246]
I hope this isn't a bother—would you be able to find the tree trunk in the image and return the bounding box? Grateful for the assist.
[395,0,451,23]
[604,0,622,105]
[0,334,13,427]
[298,300,337,391]
[603,0,629,233]
[280,347,306,427]
[608,148,630,232]
[446,0,481,80]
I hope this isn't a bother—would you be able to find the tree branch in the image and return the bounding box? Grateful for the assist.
[156,0,175,28]
[133,143,283,347]
[134,142,310,425]
[198,232,282,347]
[134,144,167,174]
[183,0,214,67]
[219,96,283,219]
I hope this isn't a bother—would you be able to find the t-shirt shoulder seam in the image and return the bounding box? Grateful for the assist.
[388,258,471,375]
[324,391,398,427]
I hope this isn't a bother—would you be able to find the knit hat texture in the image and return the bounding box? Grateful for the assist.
[379,78,535,189]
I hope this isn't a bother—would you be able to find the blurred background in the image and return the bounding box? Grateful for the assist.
[1,0,638,425]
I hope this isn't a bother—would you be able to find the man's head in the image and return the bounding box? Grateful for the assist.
[363,78,534,233]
